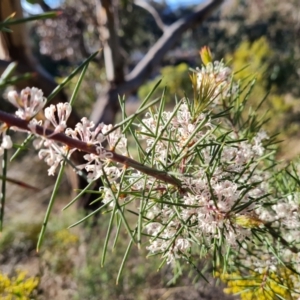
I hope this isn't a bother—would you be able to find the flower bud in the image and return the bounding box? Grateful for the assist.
[200,46,213,66]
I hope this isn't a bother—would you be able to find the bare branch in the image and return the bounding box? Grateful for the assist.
[126,0,224,86]
[134,0,166,32]
[91,0,224,123]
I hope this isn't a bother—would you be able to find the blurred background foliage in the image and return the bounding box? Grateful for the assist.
[1,0,300,299]
[28,0,300,148]
[227,37,297,138]
[138,63,193,103]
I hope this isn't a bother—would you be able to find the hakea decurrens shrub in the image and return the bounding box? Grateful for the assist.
[1,47,300,298]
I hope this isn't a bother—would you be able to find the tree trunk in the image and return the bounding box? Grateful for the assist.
[0,0,71,108]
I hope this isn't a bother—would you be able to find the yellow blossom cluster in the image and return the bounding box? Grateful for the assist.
[217,268,296,300]
[0,270,39,300]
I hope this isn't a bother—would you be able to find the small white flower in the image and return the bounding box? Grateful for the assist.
[44,102,72,133]
[28,118,43,134]
[100,186,115,207]
[1,135,12,149]
[66,117,106,144]
[102,125,127,154]
[38,139,74,176]
[0,127,13,156]
[7,87,46,120]
[103,166,121,181]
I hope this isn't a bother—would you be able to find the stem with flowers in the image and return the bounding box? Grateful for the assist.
[0,110,183,189]
[1,47,300,298]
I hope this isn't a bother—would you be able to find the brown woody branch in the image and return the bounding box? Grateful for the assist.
[0,110,183,190]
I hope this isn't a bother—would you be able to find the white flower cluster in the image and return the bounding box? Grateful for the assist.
[40,114,126,179]
[2,87,126,180]
[8,87,47,120]
[29,99,75,176]
[0,129,13,156]
[140,103,211,165]
[196,61,234,102]
[139,98,269,263]
[65,120,126,181]
[0,87,47,155]
[254,192,300,278]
